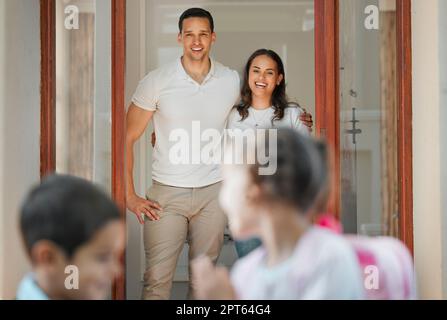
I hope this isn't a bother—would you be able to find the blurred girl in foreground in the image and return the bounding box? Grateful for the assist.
[193,129,364,299]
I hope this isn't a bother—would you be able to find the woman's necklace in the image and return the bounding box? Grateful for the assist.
[251,107,271,127]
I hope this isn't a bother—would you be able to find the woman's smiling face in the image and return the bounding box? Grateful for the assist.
[248,55,284,101]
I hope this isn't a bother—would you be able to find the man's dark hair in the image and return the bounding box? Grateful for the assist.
[20,174,121,259]
[178,7,214,33]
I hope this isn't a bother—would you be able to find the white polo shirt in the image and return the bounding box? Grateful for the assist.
[132,57,240,188]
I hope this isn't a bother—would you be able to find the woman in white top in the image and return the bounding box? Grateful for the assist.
[227,49,310,258]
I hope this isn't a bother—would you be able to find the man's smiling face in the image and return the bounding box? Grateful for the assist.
[178,17,216,62]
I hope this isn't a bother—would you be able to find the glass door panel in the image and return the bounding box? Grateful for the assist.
[339,0,398,237]
[55,0,112,193]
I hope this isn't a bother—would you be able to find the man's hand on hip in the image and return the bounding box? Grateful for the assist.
[127,194,162,224]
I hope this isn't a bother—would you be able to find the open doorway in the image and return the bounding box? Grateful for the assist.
[40,0,413,300]
[125,0,316,299]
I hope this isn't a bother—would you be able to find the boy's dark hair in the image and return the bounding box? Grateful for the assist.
[20,174,121,259]
[250,129,328,213]
[178,7,214,33]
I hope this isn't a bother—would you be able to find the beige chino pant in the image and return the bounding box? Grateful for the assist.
[141,180,227,300]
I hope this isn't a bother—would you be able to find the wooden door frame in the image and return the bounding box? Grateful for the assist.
[314,0,414,254]
[111,0,127,300]
[314,0,340,220]
[40,0,413,300]
[395,0,413,255]
[40,0,56,178]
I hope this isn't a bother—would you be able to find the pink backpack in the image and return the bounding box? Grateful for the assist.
[317,214,417,300]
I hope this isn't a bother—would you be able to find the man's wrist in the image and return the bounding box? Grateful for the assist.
[126,191,137,201]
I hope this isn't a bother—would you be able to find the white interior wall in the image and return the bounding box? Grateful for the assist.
[412,0,445,299]
[0,0,5,299]
[0,0,40,299]
[438,0,447,300]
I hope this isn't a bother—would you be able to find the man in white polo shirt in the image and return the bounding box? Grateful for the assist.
[126,8,239,300]
[126,8,312,300]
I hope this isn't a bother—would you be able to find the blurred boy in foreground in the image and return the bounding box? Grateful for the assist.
[16,174,124,300]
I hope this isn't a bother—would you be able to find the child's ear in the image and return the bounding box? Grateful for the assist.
[31,240,66,267]
[177,32,182,44]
